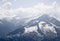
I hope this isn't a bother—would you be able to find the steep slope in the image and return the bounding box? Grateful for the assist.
[0,14,60,41]
[7,14,60,36]
[0,19,16,37]
[0,16,34,37]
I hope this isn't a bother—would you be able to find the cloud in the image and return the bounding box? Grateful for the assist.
[14,0,16,1]
[2,0,8,2]
[2,0,16,2]
[0,1,60,20]
[11,1,60,17]
[2,2,12,9]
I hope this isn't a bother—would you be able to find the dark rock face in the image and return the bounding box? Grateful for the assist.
[0,32,43,41]
[7,25,25,36]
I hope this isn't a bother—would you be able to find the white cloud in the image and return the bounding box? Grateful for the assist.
[0,1,60,20]
[2,0,16,2]
[2,2,12,9]
[2,0,8,2]
[12,1,60,16]
[14,0,16,1]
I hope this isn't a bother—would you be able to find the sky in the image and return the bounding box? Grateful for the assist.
[0,0,60,20]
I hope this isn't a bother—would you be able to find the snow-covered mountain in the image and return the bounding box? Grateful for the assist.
[0,14,60,41]
[0,15,35,37]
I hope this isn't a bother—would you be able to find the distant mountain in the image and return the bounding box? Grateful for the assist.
[7,25,25,36]
[27,14,60,27]
[0,19,16,37]
[38,14,60,26]
[0,14,60,41]
[0,16,33,37]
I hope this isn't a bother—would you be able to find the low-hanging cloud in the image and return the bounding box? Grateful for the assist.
[0,1,60,20]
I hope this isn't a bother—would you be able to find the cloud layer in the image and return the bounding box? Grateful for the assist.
[0,0,60,20]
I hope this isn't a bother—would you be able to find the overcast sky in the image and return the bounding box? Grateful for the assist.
[0,0,60,20]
